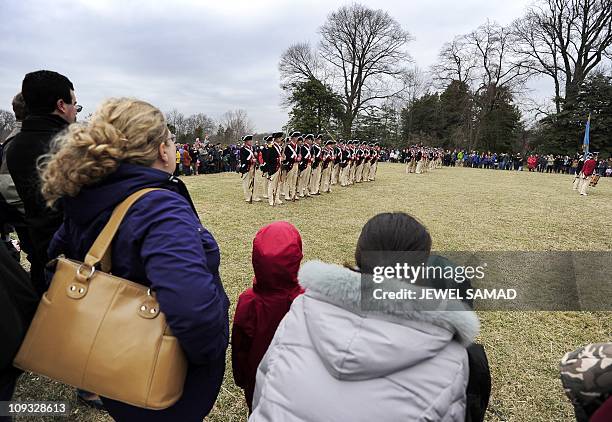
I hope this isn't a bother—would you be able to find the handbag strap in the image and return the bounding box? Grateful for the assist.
[84,188,161,270]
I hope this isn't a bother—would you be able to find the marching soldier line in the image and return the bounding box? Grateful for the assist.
[240,138,603,205]
[402,146,445,174]
[239,131,381,205]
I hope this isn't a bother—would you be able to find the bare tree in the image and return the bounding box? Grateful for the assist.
[319,4,413,137]
[404,67,431,106]
[431,37,478,88]
[432,21,530,150]
[165,109,187,137]
[466,20,532,96]
[185,113,216,139]
[434,21,531,95]
[219,109,255,144]
[279,42,321,86]
[513,0,612,111]
[512,9,563,112]
[0,109,16,142]
[279,43,325,108]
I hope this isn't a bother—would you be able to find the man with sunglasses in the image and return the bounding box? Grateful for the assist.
[6,70,80,297]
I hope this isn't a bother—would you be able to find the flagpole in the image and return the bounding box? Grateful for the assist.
[583,113,590,159]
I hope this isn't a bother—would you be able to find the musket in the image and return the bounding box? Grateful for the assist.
[248,164,255,204]
[290,142,301,201]
[293,159,300,202]
[323,127,337,143]
[306,158,314,194]
[321,127,339,190]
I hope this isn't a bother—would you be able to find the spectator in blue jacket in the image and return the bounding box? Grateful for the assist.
[40,97,230,422]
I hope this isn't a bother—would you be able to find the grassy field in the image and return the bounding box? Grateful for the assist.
[13,163,612,421]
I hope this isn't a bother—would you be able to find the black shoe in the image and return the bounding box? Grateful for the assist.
[77,390,105,410]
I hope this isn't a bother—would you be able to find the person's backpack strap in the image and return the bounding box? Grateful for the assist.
[84,188,161,271]
[465,343,492,422]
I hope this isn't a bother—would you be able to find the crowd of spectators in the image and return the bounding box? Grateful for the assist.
[174,139,238,176]
[169,140,612,179]
[383,148,612,176]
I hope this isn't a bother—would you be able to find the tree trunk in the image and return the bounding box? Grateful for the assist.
[554,78,561,114]
[341,112,353,138]
[564,78,581,109]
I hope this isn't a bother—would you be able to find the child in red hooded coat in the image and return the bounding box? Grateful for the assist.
[231,221,304,411]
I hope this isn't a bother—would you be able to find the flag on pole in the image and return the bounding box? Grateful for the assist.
[582,114,590,157]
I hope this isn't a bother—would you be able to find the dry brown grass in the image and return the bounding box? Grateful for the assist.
[13,163,612,421]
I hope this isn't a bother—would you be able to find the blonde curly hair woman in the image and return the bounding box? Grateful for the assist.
[41,98,230,422]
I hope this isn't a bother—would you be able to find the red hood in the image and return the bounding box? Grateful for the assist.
[252,221,303,293]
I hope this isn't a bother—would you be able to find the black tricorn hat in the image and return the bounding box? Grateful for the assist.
[242,135,253,142]
[290,131,301,138]
[304,134,314,140]
[263,135,271,142]
[325,140,334,146]
[272,132,284,139]
[315,134,323,140]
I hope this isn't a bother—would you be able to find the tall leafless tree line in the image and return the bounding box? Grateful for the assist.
[513,0,612,113]
[433,0,612,115]
[424,0,612,151]
[165,109,253,144]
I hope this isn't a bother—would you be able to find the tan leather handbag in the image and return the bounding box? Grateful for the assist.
[14,188,188,410]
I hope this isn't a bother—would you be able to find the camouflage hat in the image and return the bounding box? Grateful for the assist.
[560,342,612,419]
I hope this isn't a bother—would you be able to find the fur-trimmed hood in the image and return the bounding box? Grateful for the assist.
[297,260,479,380]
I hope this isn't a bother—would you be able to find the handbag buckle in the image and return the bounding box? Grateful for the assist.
[67,264,94,299]
[76,264,96,281]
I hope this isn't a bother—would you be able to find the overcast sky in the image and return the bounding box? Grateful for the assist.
[0,0,546,131]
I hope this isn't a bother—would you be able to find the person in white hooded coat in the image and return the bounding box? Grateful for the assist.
[250,213,480,422]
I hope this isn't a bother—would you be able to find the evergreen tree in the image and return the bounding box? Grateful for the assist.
[400,93,441,144]
[353,104,402,146]
[285,77,344,137]
[474,85,522,152]
[534,72,612,155]
[439,80,473,148]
